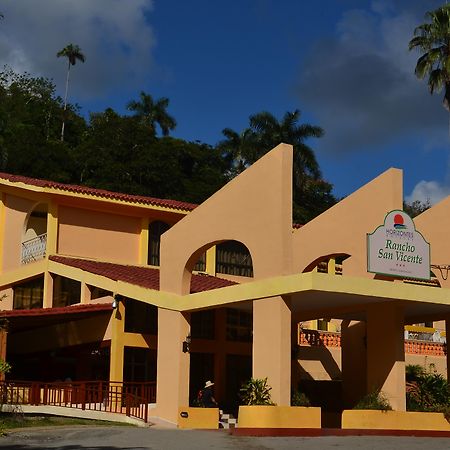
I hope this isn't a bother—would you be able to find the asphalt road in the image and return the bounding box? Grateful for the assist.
[2,426,450,450]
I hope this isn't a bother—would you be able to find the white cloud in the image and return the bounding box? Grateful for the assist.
[0,0,156,101]
[406,180,450,205]
[296,0,446,154]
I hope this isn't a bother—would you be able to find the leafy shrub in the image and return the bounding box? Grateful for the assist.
[354,390,392,411]
[406,364,450,412]
[291,391,311,407]
[239,378,275,406]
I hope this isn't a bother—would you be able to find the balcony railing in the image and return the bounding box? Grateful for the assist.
[299,329,447,357]
[21,233,47,264]
[0,380,156,423]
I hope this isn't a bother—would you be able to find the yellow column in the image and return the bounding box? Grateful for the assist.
[0,194,6,274]
[327,257,336,275]
[46,201,58,255]
[253,296,291,405]
[109,299,125,382]
[205,246,216,276]
[214,308,226,403]
[139,217,149,265]
[42,272,53,308]
[156,309,190,423]
[366,303,405,411]
[341,320,367,408]
[80,282,90,304]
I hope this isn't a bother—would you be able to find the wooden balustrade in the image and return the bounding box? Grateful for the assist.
[299,329,447,356]
[0,380,156,423]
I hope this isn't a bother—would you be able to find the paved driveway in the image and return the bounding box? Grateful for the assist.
[2,426,450,450]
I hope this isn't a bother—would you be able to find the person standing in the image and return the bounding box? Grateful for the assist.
[201,380,218,408]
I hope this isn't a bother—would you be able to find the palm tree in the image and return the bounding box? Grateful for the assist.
[218,110,324,190]
[127,91,176,137]
[57,44,86,141]
[409,5,450,111]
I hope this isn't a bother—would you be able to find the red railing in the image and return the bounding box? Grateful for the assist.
[0,380,156,423]
[299,329,447,356]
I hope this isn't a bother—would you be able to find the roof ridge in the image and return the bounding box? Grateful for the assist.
[0,172,198,212]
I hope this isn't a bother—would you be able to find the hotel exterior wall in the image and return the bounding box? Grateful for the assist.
[58,206,141,264]
[292,168,403,277]
[2,194,37,272]
[414,197,450,289]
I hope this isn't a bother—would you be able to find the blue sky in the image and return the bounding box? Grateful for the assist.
[0,0,448,203]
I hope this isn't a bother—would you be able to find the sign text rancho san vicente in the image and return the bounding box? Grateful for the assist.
[367,210,430,280]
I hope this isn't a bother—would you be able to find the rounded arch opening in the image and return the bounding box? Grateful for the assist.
[302,253,351,275]
[21,203,48,264]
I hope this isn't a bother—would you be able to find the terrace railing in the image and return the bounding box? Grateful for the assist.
[21,233,47,265]
[0,380,156,423]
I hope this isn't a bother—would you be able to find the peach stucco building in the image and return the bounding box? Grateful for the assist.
[1,143,450,426]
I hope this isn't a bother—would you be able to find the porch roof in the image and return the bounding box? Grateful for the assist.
[49,255,237,293]
[0,303,112,332]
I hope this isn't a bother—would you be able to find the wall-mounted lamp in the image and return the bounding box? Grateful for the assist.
[112,294,123,310]
[182,334,192,353]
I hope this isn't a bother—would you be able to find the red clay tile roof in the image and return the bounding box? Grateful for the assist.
[0,172,197,212]
[49,255,237,293]
[0,303,112,318]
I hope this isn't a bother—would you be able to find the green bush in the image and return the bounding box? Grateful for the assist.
[239,378,275,406]
[291,391,311,407]
[354,390,392,411]
[406,364,450,412]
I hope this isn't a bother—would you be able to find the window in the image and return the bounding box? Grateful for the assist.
[13,277,44,309]
[193,252,206,272]
[53,276,81,307]
[216,241,253,277]
[226,308,252,342]
[124,347,156,382]
[191,310,215,339]
[148,221,170,266]
[124,299,157,334]
[90,286,112,300]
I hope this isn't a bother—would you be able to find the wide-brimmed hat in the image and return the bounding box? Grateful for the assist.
[204,380,214,388]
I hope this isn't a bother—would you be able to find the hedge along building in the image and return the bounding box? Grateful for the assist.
[0,143,449,424]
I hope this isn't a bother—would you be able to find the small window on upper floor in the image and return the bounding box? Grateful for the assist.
[53,275,81,308]
[226,308,252,342]
[216,241,253,277]
[90,286,113,300]
[13,276,44,309]
[191,309,215,340]
[124,298,158,335]
[148,221,170,266]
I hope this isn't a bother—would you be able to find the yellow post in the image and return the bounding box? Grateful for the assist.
[327,257,336,275]
[205,246,216,276]
[46,201,58,255]
[139,217,149,265]
[109,299,125,382]
[366,303,405,411]
[253,296,291,405]
[80,282,90,304]
[42,271,53,308]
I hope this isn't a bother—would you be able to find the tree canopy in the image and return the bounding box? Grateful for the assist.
[0,67,337,224]
[409,4,450,110]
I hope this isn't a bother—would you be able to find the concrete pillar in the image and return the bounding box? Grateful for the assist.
[341,320,367,408]
[109,300,125,382]
[42,272,53,308]
[214,308,226,403]
[156,309,190,423]
[139,217,149,265]
[366,303,405,411]
[253,296,291,405]
[46,201,58,255]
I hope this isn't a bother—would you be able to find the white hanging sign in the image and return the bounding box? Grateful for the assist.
[367,210,430,280]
